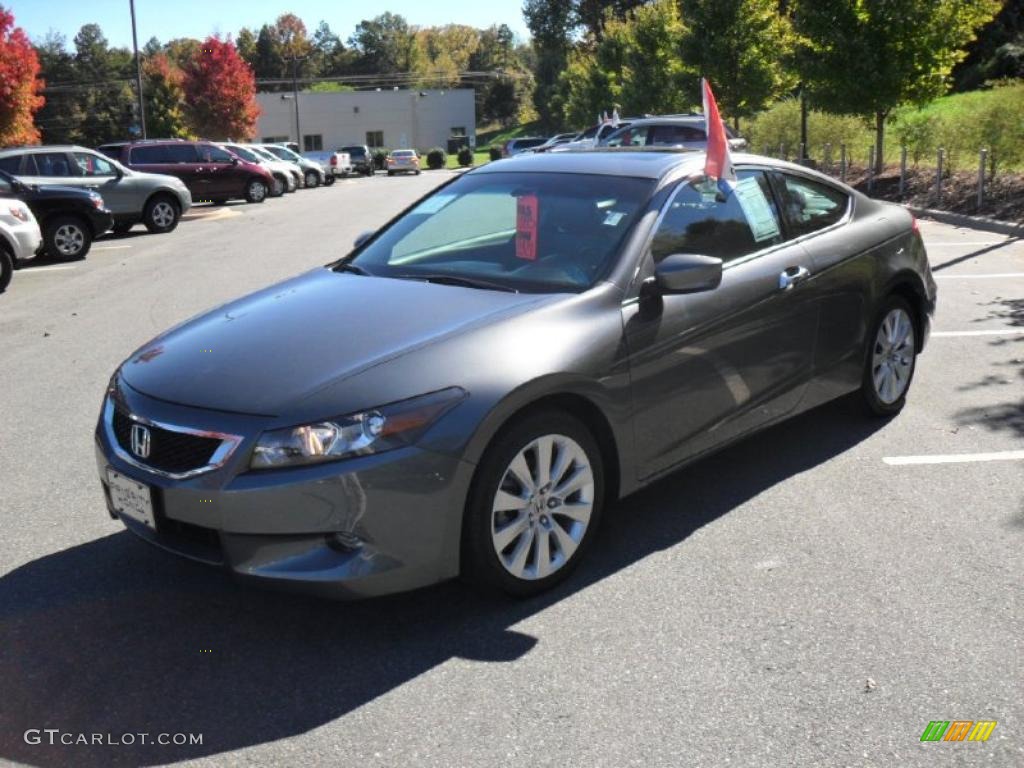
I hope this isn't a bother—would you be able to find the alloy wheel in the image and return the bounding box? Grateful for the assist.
[151,202,175,229]
[871,307,915,404]
[249,181,266,201]
[491,433,595,581]
[53,224,85,256]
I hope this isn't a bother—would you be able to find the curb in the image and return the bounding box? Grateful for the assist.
[903,205,1023,237]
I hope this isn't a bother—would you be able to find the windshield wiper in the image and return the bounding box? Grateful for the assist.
[391,273,518,293]
[335,262,372,276]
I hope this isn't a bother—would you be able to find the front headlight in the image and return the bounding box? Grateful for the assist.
[89,192,104,209]
[9,203,30,222]
[250,387,467,470]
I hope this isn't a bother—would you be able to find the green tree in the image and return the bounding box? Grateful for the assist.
[34,31,85,144]
[560,0,694,126]
[524,0,576,128]
[71,24,135,144]
[792,0,1002,173]
[349,12,416,74]
[680,0,796,131]
[142,52,188,138]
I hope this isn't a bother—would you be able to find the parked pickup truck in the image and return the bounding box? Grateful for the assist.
[301,150,352,182]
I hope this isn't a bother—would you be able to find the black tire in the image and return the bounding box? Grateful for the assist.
[244,179,268,204]
[0,245,12,293]
[387,170,395,176]
[304,170,320,188]
[861,294,918,417]
[323,174,336,186]
[143,194,181,233]
[44,215,92,260]
[415,169,421,175]
[270,175,286,197]
[112,221,134,235]
[463,409,605,597]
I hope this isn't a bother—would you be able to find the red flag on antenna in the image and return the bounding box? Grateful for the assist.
[702,78,735,182]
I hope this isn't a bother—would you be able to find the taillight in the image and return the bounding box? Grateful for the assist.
[911,215,920,236]
[330,156,337,166]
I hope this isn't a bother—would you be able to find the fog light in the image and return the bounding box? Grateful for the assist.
[328,531,363,551]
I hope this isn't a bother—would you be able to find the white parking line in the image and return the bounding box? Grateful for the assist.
[92,245,132,251]
[884,450,1024,466]
[924,241,1010,246]
[19,265,77,273]
[934,273,1024,279]
[931,329,1024,337]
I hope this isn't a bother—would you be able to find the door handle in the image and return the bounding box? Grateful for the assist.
[778,265,811,291]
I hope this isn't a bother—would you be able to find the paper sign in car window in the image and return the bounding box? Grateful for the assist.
[516,194,539,261]
[733,177,781,242]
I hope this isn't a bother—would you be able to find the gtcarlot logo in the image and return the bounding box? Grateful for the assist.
[24,729,203,746]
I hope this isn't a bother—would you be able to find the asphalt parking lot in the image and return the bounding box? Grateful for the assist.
[0,171,1020,767]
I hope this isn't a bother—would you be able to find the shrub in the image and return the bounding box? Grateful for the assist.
[892,111,939,166]
[372,148,389,171]
[489,145,502,161]
[426,147,446,170]
[746,98,872,163]
[457,146,474,166]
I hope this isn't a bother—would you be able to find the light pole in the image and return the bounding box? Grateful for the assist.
[129,0,146,138]
[283,54,310,149]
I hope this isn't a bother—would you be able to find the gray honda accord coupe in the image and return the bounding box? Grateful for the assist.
[96,149,936,598]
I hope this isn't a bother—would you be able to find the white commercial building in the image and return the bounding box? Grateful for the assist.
[255,88,476,153]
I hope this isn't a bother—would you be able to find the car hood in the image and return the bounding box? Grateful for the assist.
[120,268,557,417]
[19,183,95,202]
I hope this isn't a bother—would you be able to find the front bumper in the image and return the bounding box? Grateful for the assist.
[94,385,475,598]
[90,208,115,236]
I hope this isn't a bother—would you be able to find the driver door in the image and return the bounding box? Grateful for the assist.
[623,170,819,480]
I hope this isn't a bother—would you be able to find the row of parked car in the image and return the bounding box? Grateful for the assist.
[501,114,749,157]
[0,139,382,294]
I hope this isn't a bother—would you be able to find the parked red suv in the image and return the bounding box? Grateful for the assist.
[97,140,275,205]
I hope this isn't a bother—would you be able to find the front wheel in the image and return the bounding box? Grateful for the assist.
[45,215,92,259]
[143,195,180,233]
[245,179,268,203]
[324,175,336,186]
[862,295,918,416]
[0,246,12,292]
[304,170,319,188]
[463,410,605,597]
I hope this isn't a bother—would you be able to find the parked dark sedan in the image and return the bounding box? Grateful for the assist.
[0,169,112,259]
[95,150,936,599]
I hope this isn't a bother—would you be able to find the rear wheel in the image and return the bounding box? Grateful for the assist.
[244,179,268,203]
[45,215,92,259]
[324,175,336,186]
[862,295,918,416]
[304,170,320,188]
[463,410,605,597]
[0,245,12,292]
[143,195,180,233]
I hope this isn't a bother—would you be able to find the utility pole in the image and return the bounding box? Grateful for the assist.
[129,0,146,138]
[291,57,301,147]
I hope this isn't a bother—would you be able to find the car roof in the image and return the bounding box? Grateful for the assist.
[0,145,100,154]
[622,116,707,126]
[472,148,847,185]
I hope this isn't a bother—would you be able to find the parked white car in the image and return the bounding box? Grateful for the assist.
[258,144,326,188]
[0,198,42,292]
[302,150,351,182]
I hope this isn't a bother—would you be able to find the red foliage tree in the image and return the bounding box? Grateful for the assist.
[0,7,44,145]
[182,35,260,140]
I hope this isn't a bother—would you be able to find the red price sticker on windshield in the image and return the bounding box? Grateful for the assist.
[516,194,538,261]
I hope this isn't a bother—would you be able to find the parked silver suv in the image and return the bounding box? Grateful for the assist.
[0,146,192,235]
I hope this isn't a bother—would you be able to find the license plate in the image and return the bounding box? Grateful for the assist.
[106,468,156,530]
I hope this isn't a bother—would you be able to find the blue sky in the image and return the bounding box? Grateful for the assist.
[13,0,531,48]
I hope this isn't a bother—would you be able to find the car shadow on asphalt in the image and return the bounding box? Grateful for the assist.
[0,394,883,767]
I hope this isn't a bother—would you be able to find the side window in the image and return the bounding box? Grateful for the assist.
[606,126,649,147]
[73,152,116,177]
[131,145,167,164]
[650,124,706,145]
[0,175,10,193]
[198,144,232,163]
[650,170,784,264]
[32,152,76,177]
[0,155,22,173]
[166,144,198,163]
[774,173,849,236]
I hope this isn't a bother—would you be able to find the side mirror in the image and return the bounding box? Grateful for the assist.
[230,157,240,165]
[650,253,723,295]
[353,230,375,249]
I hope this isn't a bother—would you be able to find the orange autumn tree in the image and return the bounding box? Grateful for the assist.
[182,35,259,140]
[0,7,44,145]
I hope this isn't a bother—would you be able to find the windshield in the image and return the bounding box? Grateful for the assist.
[342,146,366,157]
[266,145,299,162]
[345,171,653,293]
[226,145,260,163]
[579,125,600,140]
[250,146,279,162]
[392,150,415,157]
